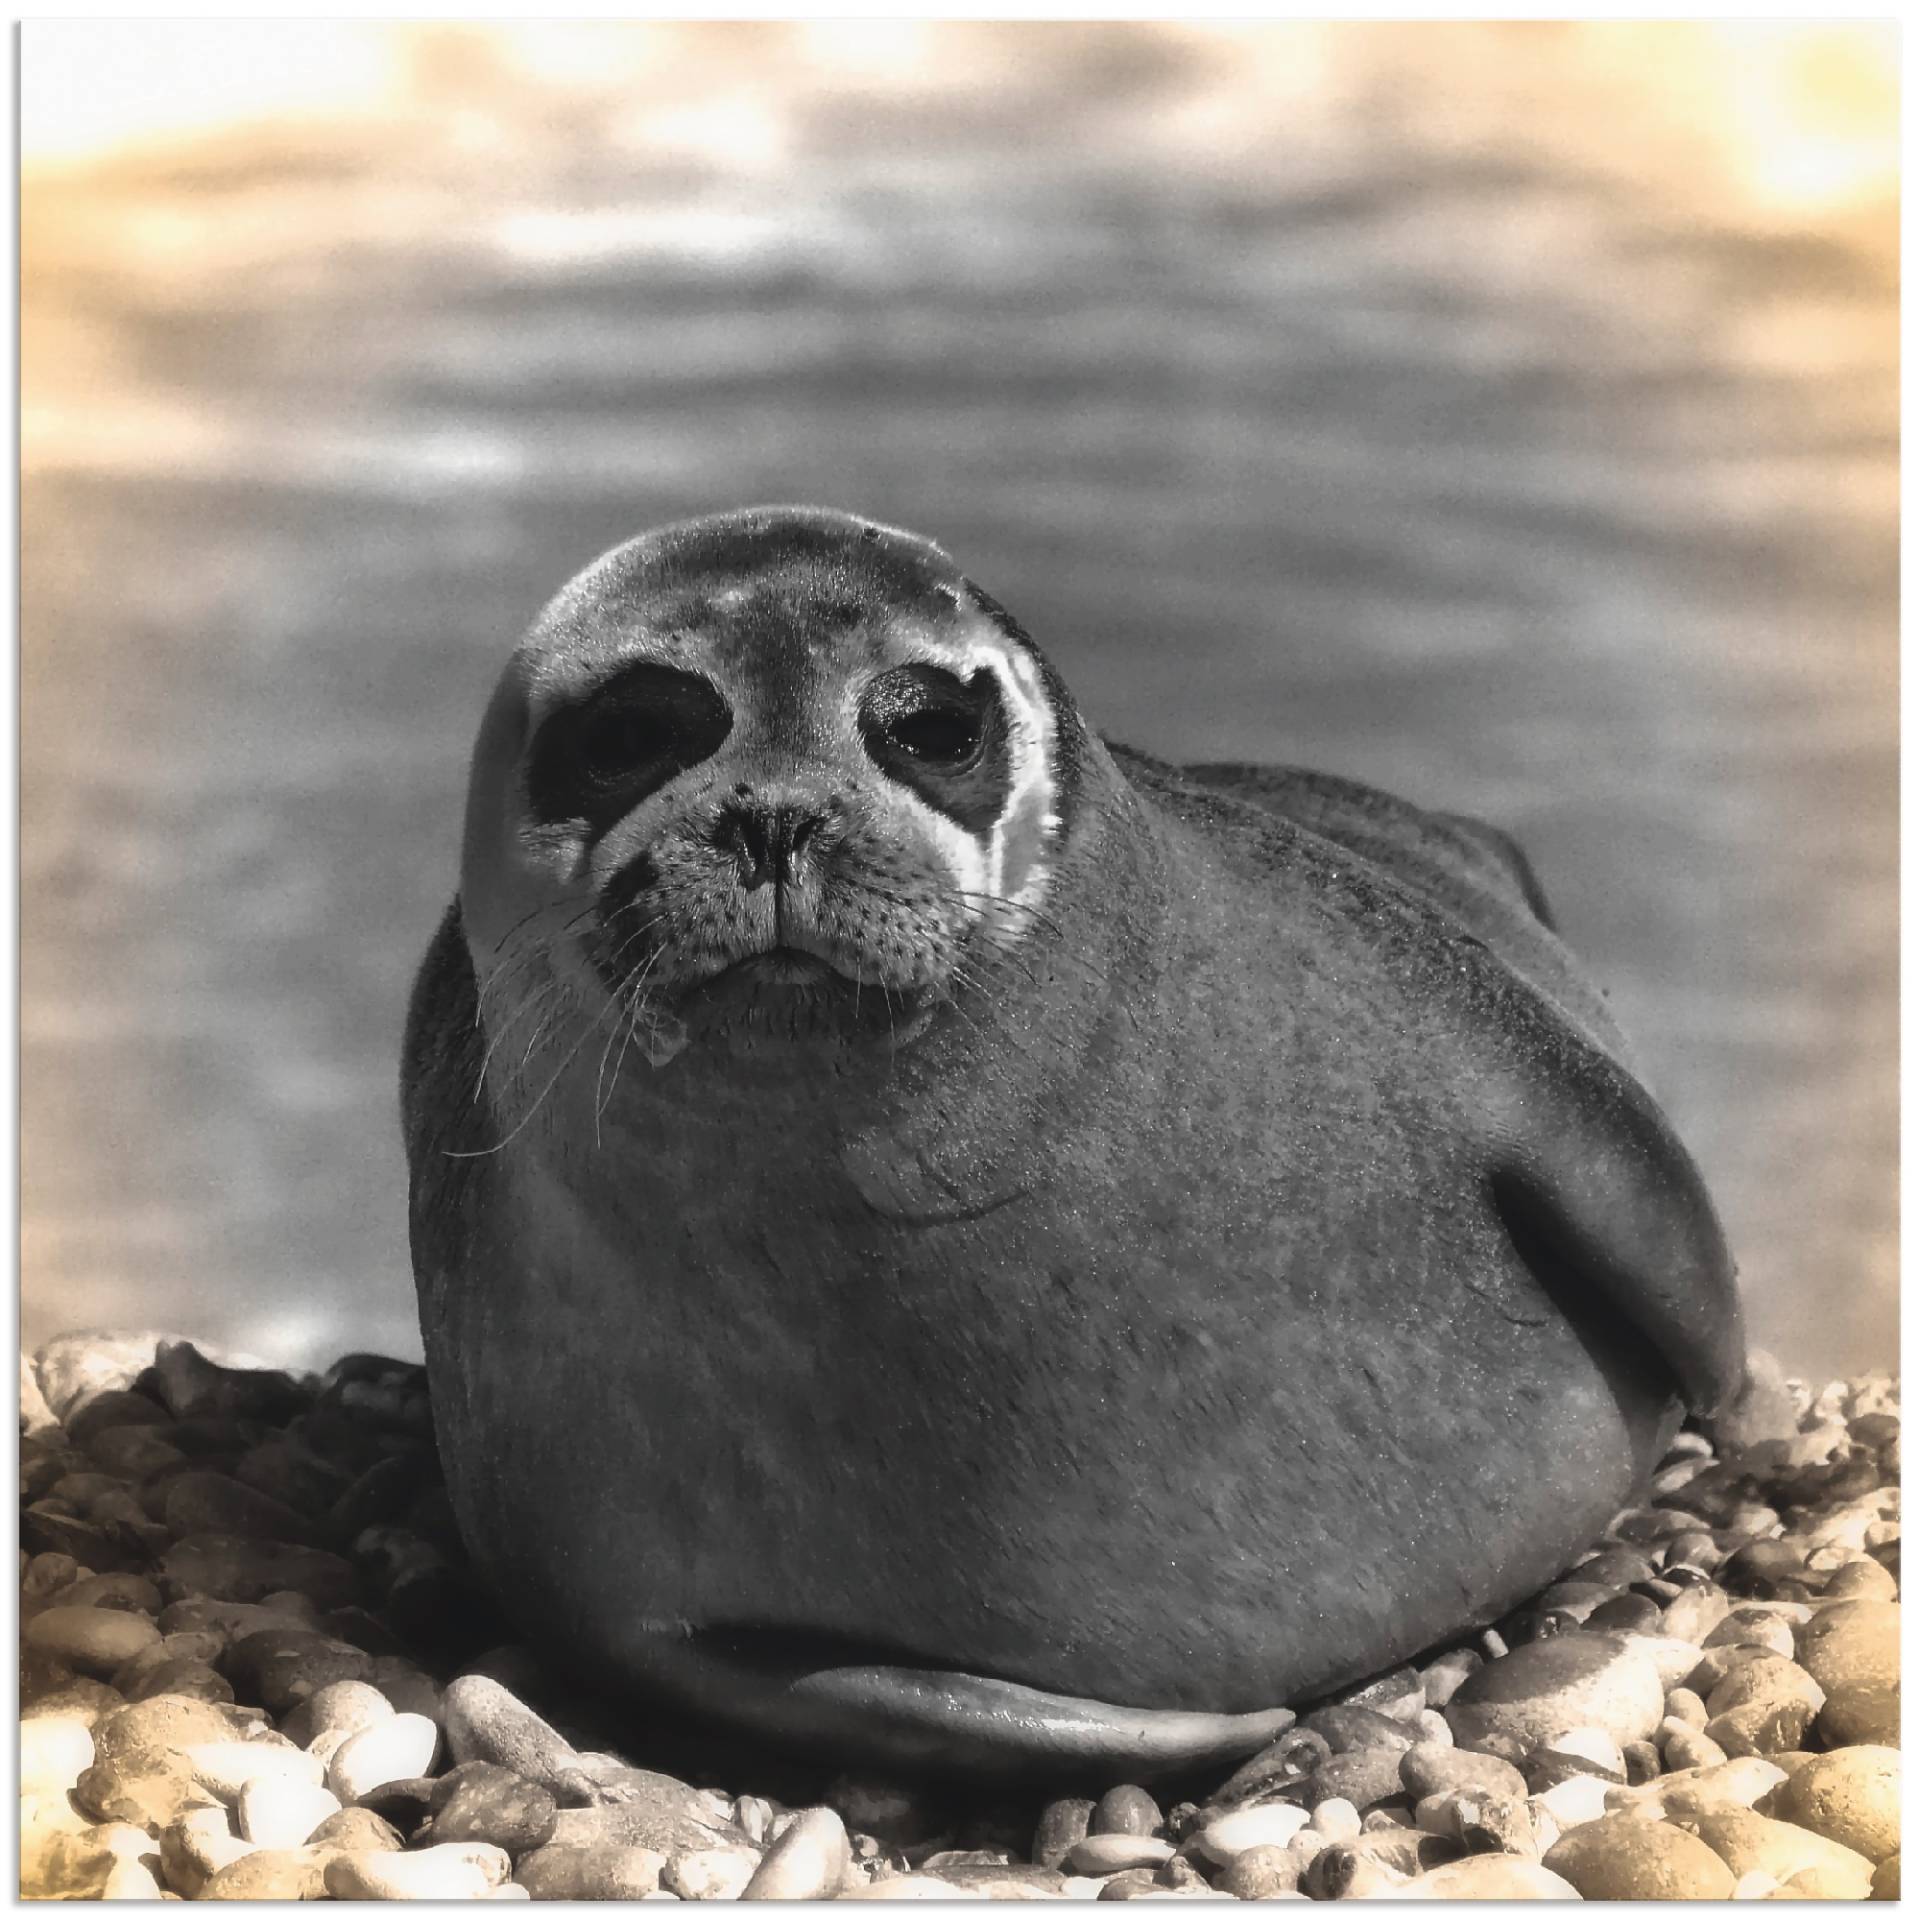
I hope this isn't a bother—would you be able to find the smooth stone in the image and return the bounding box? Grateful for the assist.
[186,1738,326,1801]
[665,1845,761,1900]
[308,1803,406,1851]
[1394,1857,1580,1898]
[740,1807,851,1900]
[1584,1593,1661,1633]
[21,1712,96,1797]
[1309,1798,1361,1842]
[1871,1854,1900,1900]
[121,1656,236,1707]
[1824,1558,1898,1603]
[66,1386,173,1450]
[227,1627,375,1714]
[237,1775,343,1848]
[514,1844,669,1899]
[1281,1747,1406,1811]
[1799,1599,1900,1744]
[1544,1812,1736,1898]
[1663,1585,1734,1644]
[1093,1867,1172,1900]
[1774,1746,1899,1864]
[1702,1654,1825,1754]
[549,1793,742,1860]
[327,1710,440,1801]
[91,1693,240,1764]
[1663,1726,1730,1772]
[1218,1845,1300,1899]
[200,1845,339,1899]
[60,1572,164,1614]
[157,1814,258,1898]
[1298,1703,1417,1754]
[1417,1650,1482,1709]
[1541,1725,1624,1774]
[1614,1757,1789,1823]
[1445,1632,1664,1757]
[1664,1685,1709,1728]
[22,1549,87,1600]
[101,1855,167,1900]
[326,1842,511,1899]
[428,1761,560,1854]
[1681,1808,1876,1899]
[1705,1611,1798,1659]
[1192,1804,1309,1863]
[86,1425,188,1480]
[25,1604,161,1674]
[24,1674,125,1728]
[1631,1634,1714,1691]
[1091,1785,1162,1838]
[1300,1844,1409,1899]
[1533,1775,1611,1830]
[157,1533,358,1609]
[164,1471,319,1546]
[1620,1740,1662,1787]
[1064,1835,1176,1875]
[281,1676,395,1749]
[1034,1799,1097,1871]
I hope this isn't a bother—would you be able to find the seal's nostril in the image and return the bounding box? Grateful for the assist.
[716,799,828,890]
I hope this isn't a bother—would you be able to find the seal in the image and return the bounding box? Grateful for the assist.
[403,505,1744,1781]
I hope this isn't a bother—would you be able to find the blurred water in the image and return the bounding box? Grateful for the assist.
[20,23,1897,1375]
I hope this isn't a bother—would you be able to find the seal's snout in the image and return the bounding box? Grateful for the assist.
[714,794,831,892]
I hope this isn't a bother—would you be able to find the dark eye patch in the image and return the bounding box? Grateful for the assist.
[526,663,732,833]
[859,664,1011,834]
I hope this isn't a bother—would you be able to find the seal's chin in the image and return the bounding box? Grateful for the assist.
[669,944,940,1057]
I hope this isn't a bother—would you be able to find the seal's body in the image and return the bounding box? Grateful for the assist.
[405,507,1743,1779]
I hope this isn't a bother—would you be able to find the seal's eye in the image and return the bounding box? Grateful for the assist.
[859,664,1011,832]
[527,665,732,833]
[884,708,981,766]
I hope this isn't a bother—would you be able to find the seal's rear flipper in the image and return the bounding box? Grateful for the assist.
[1488,1053,1746,1418]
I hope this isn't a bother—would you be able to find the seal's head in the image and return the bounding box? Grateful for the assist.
[460,508,1086,1074]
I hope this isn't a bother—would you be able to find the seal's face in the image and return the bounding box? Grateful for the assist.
[460,509,1073,1075]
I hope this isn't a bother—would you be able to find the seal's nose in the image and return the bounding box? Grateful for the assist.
[716,797,825,891]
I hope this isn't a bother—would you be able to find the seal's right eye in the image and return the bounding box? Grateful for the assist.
[527,665,732,831]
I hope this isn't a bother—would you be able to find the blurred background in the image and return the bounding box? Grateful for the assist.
[21,21,1898,1376]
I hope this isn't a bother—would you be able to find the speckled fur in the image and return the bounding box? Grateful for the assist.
[404,507,1743,1778]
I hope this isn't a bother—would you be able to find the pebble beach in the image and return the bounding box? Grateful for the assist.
[20,1333,1899,1901]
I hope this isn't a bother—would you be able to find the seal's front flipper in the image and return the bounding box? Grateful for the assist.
[1486,1039,1746,1418]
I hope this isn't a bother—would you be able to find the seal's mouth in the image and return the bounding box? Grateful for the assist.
[698,945,846,991]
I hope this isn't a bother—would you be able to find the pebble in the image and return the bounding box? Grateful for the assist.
[325,1840,511,1899]
[1543,1811,1736,1898]
[326,1710,440,1802]
[308,1804,405,1851]
[1416,1649,1481,1708]
[199,1845,339,1900]
[1681,1807,1876,1899]
[21,1712,96,1797]
[279,1676,394,1750]
[1092,1784,1162,1837]
[1703,1653,1826,1754]
[1283,1746,1406,1811]
[1445,1631,1664,1756]
[1307,1796,1361,1841]
[665,1845,761,1899]
[1034,1798,1097,1870]
[157,1533,359,1610]
[1773,1744,1899,1863]
[1064,1834,1176,1875]
[157,1811,257,1897]
[740,1806,852,1900]
[186,1737,326,1802]
[1191,1803,1309,1863]
[1395,1856,1581,1899]
[1298,1701,1416,1753]
[228,1627,375,1715]
[236,1773,342,1848]
[62,1571,164,1614]
[1300,1843,1408,1899]
[1217,1845,1299,1899]
[1533,1773,1612,1830]
[1663,1725,1730,1772]
[24,1604,162,1674]
[1871,1854,1900,1901]
[1397,1740,1525,1802]
[1798,1598,1900,1744]
[514,1844,672,1899]
[421,1761,560,1855]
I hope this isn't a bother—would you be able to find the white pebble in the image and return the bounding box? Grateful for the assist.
[325,1843,509,1900]
[326,1712,440,1803]
[1193,1802,1309,1863]
[238,1776,343,1849]
[186,1740,325,1802]
[1309,1797,1361,1841]
[1535,1775,1612,1830]
[740,1807,851,1901]
[665,1847,758,1900]
[20,1715,94,1799]
[1414,1710,1452,1746]
[1544,1726,1625,1776]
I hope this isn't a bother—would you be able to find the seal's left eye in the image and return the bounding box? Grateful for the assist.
[885,709,981,765]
